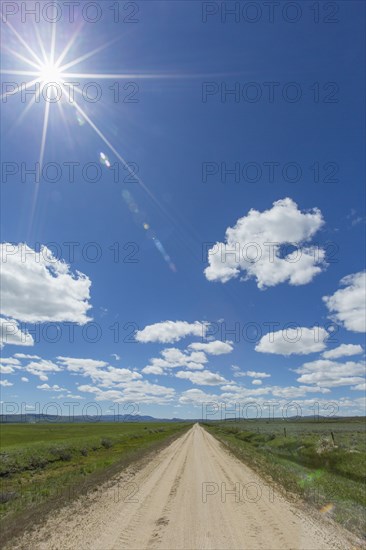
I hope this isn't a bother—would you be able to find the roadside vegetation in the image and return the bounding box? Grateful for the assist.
[0,421,191,541]
[203,418,366,539]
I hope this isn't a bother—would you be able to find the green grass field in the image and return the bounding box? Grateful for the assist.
[0,421,191,540]
[204,418,366,539]
[1,419,365,542]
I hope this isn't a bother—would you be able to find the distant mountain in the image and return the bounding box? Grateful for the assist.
[2,414,361,424]
[0,414,191,424]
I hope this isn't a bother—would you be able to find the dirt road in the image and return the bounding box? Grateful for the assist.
[13,424,356,550]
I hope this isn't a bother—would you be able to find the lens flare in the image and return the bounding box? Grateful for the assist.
[99,152,111,168]
[121,190,176,272]
[319,503,334,514]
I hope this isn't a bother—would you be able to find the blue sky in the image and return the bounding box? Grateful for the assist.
[1,1,365,419]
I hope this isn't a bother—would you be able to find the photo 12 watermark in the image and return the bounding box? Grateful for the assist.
[201,400,340,421]
[1,81,140,105]
[0,400,142,422]
[202,241,340,266]
[201,2,340,24]
[1,2,140,24]
[201,81,339,103]
[1,160,140,184]
[201,161,340,184]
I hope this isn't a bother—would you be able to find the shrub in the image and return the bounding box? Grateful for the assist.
[28,455,49,469]
[49,447,72,461]
[59,450,72,461]
[0,492,18,504]
[225,427,239,435]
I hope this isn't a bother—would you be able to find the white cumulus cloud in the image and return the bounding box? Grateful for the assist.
[351,382,366,391]
[295,359,365,388]
[188,340,233,355]
[0,379,13,387]
[0,318,34,348]
[323,272,366,332]
[135,320,206,343]
[1,243,92,324]
[37,383,66,392]
[255,327,328,355]
[231,367,271,378]
[142,348,208,374]
[57,356,141,386]
[24,359,62,381]
[0,365,15,374]
[204,198,326,289]
[176,369,227,386]
[14,354,40,359]
[78,380,175,405]
[322,343,363,359]
[179,388,219,405]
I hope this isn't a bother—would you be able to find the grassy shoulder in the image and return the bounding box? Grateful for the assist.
[0,421,191,541]
[203,419,366,539]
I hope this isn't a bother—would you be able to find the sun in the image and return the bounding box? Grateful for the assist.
[38,62,63,86]
[1,15,179,270]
